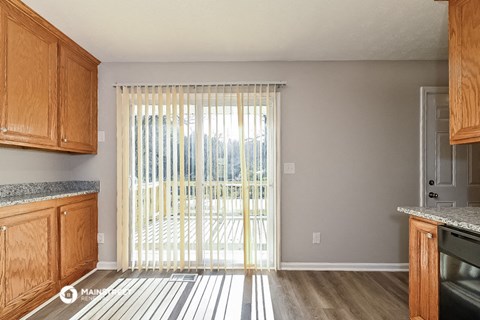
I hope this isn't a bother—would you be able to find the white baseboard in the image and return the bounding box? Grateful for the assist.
[280,262,409,272]
[97,261,117,270]
[20,268,98,320]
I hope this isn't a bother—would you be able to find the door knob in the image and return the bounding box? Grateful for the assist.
[429,192,438,199]
[429,180,434,186]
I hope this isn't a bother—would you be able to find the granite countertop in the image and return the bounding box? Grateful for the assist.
[398,206,480,233]
[0,181,100,208]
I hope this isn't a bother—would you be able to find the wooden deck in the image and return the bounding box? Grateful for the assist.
[133,217,270,267]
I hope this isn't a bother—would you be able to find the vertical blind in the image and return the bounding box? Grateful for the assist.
[116,84,280,271]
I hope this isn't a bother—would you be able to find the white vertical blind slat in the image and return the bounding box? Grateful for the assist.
[195,86,204,269]
[229,85,234,268]
[151,86,157,270]
[265,86,274,269]
[136,86,144,270]
[271,85,277,270]
[172,86,179,270]
[179,86,186,270]
[237,86,250,269]
[215,87,220,269]
[116,86,129,271]
[129,88,137,271]
[208,86,213,270]
[186,86,191,269]
[253,84,258,270]
[222,86,227,271]
[259,85,265,270]
[144,86,150,270]
[116,86,122,270]
[158,86,164,271]
[121,87,131,271]
[165,86,172,270]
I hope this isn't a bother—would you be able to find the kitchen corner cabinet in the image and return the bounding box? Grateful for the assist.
[59,197,98,286]
[409,217,440,320]
[449,0,480,144]
[0,206,58,320]
[0,0,99,154]
[0,194,98,320]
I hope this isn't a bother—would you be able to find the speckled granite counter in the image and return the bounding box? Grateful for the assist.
[398,206,480,233]
[0,181,100,208]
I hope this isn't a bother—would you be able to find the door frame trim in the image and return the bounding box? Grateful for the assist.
[419,86,449,207]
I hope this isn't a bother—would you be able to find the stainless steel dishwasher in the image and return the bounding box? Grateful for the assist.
[439,226,480,319]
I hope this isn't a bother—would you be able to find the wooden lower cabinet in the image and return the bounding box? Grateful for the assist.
[0,207,57,320]
[59,198,98,286]
[0,194,98,319]
[409,216,441,320]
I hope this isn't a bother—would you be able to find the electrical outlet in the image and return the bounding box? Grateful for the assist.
[97,233,105,244]
[312,232,321,244]
[284,163,296,174]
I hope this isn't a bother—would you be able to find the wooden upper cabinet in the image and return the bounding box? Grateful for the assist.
[0,4,58,147]
[409,217,439,320]
[59,46,98,154]
[59,197,98,284]
[0,0,99,154]
[0,207,57,319]
[449,0,480,144]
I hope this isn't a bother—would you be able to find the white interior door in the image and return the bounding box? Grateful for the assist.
[422,87,480,208]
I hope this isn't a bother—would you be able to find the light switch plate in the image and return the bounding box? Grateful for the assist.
[312,232,321,244]
[98,131,105,142]
[284,163,296,174]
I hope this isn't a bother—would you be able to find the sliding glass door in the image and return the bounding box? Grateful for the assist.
[117,84,278,270]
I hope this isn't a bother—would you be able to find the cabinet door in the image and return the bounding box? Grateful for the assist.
[0,5,57,147]
[0,207,57,318]
[409,217,439,320]
[59,198,97,281]
[449,0,480,144]
[59,46,97,153]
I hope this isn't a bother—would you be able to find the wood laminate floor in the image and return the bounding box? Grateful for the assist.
[27,270,408,320]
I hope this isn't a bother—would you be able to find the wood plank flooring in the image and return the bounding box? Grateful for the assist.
[27,270,408,320]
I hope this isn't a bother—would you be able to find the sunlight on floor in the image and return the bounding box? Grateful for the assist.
[69,273,274,320]
[252,275,274,320]
[178,275,244,319]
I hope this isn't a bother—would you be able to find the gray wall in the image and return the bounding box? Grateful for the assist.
[0,61,449,264]
[0,148,80,183]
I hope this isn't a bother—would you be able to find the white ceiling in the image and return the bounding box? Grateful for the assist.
[22,0,449,62]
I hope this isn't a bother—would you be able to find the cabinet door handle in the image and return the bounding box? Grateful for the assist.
[426,232,433,239]
[62,138,68,143]
[0,226,7,232]
[0,127,7,133]
[63,211,68,216]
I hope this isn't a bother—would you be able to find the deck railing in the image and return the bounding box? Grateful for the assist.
[133,181,270,218]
